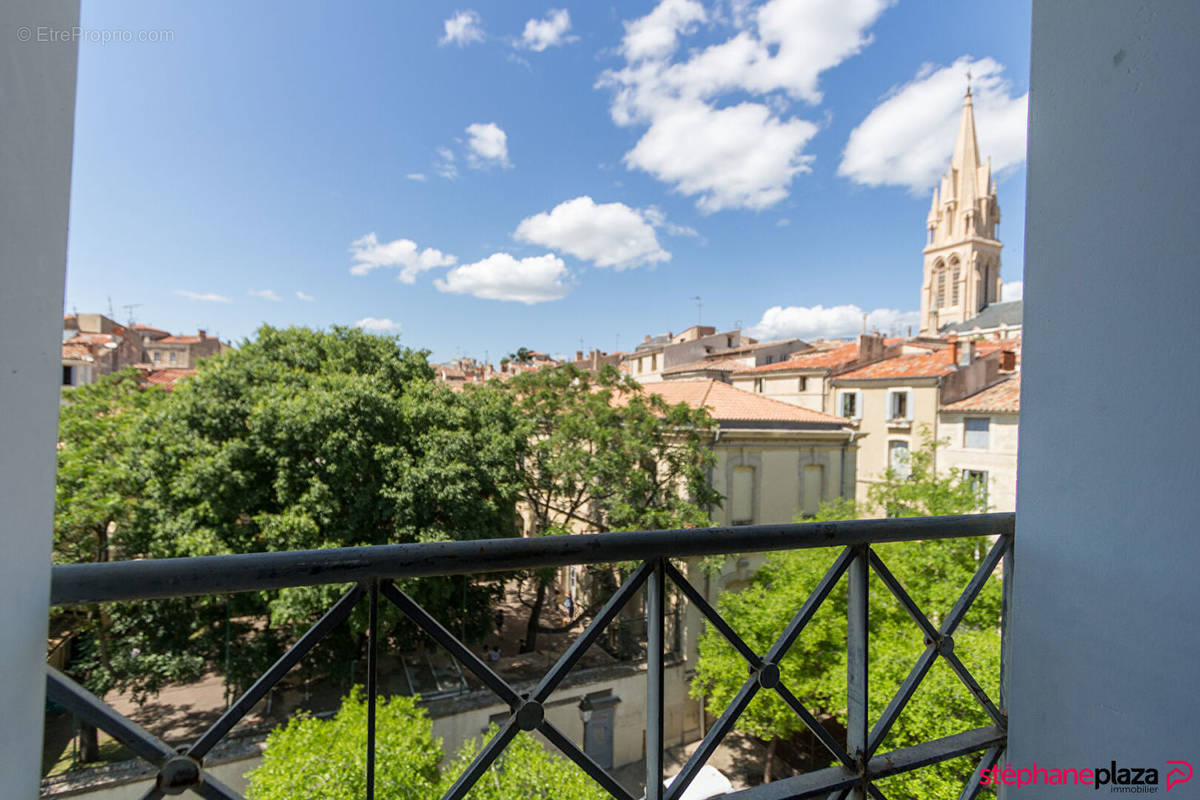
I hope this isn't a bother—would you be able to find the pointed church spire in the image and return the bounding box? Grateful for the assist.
[951,89,982,211]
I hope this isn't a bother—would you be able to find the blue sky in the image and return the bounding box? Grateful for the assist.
[66,1,1031,362]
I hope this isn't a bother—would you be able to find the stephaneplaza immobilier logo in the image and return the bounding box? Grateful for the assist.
[980,760,1193,793]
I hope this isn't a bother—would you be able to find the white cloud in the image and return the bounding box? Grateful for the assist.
[348,233,457,282]
[440,10,484,47]
[354,317,401,332]
[520,9,575,52]
[642,205,699,238]
[514,196,670,270]
[598,0,892,211]
[247,289,282,302]
[776,218,791,227]
[434,147,458,180]
[1002,280,1023,302]
[296,291,315,302]
[839,56,1029,192]
[174,290,232,304]
[465,123,511,169]
[747,303,921,341]
[406,173,427,182]
[620,0,707,62]
[435,253,569,304]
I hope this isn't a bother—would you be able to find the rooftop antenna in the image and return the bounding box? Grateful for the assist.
[862,313,868,335]
[121,303,143,325]
[107,296,115,318]
[690,296,702,325]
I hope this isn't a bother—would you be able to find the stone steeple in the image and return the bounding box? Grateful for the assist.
[920,88,1004,334]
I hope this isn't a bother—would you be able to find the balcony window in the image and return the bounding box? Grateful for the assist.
[888,390,911,420]
[838,390,860,419]
[889,439,911,477]
[730,465,754,524]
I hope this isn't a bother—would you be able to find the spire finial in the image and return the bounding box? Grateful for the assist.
[966,68,973,98]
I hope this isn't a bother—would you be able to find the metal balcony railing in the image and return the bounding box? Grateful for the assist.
[46,513,1013,800]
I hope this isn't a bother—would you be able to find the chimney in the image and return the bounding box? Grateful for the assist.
[948,334,960,365]
[198,329,207,341]
[643,335,651,343]
[576,350,583,362]
[1000,349,1017,371]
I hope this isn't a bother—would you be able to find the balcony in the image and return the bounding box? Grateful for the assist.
[46,513,1012,799]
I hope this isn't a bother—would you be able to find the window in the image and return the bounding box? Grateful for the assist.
[754,378,764,393]
[797,376,807,392]
[936,270,946,308]
[152,351,160,363]
[650,353,657,371]
[952,266,961,305]
[964,417,990,449]
[637,357,644,373]
[838,391,860,419]
[801,465,824,518]
[963,469,989,503]
[169,351,177,365]
[62,365,74,386]
[731,466,755,525]
[888,390,910,420]
[889,440,911,478]
[765,355,773,364]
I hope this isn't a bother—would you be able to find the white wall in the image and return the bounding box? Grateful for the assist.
[1008,3,1200,793]
[0,0,79,796]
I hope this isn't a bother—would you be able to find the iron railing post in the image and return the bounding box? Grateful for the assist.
[366,579,379,800]
[646,558,665,800]
[847,544,870,798]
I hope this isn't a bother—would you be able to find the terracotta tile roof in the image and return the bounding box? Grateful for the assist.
[133,324,171,337]
[644,379,849,426]
[941,375,1021,413]
[139,368,197,389]
[155,335,202,344]
[68,333,120,345]
[836,349,958,380]
[735,341,860,374]
[62,342,94,361]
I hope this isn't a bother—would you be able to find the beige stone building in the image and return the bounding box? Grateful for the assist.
[830,339,1012,505]
[143,329,225,368]
[920,89,1005,335]
[937,373,1021,512]
[729,334,893,411]
[623,324,805,384]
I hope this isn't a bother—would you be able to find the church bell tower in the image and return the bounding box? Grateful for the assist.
[920,88,1003,334]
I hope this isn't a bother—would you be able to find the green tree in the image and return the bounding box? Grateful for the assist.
[439,725,608,800]
[247,689,442,800]
[57,327,524,715]
[246,691,607,800]
[692,430,997,797]
[501,363,719,652]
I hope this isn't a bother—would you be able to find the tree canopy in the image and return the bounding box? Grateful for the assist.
[56,327,524,706]
[691,431,998,797]
[246,690,608,800]
[498,363,719,651]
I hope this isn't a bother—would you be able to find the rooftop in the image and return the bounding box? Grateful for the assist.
[941,374,1021,413]
[941,300,1023,333]
[645,379,849,427]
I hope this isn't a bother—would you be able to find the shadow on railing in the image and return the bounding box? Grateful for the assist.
[46,513,1014,800]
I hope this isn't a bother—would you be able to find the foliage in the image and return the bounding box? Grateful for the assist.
[440,725,609,800]
[57,327,524,702]
[247,689,442,800]
[499,363,719,650]
[246,693,606,800]
[692,431,998,798]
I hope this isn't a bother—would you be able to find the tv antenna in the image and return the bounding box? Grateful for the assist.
[121,303,143,325]
[690,296,702,325]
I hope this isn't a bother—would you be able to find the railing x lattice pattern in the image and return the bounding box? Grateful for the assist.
[46,513,1013,799]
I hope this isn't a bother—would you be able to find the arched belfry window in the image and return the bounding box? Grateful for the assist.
[950,256,961,306]
[934,260,947,308]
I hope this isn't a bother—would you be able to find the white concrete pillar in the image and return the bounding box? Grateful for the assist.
[1009,3,1200,794]
[0,0,79,794]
